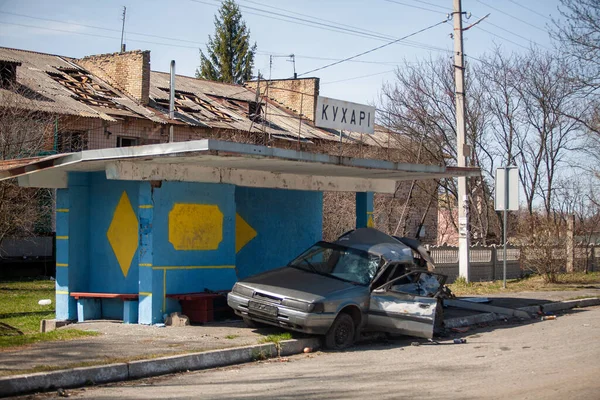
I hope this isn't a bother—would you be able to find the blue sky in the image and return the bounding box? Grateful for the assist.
[0,0,562,105]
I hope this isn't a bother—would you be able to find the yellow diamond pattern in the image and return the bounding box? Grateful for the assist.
[107,191,139,277]
[169,204,223,251]
[236,213,257,253]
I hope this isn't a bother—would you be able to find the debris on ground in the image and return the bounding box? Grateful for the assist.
[541,315,557,321]
[453,338,467,344]
[165,312,190,327]
[411,342,421,346]
[57,388,69,397]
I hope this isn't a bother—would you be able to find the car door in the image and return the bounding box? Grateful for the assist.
[367,271,446,339]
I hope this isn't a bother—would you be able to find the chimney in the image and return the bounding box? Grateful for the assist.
[76,50,150,105]
[246,77,319,122]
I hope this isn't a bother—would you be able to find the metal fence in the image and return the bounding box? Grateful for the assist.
[428,244,599,283]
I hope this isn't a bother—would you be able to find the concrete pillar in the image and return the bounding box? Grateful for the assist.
[55,174,90,321]
[356,192,374,229]
[566,214,575,273]
[137,182,162,324]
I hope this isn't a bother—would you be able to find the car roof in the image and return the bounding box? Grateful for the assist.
[334,228,414,263]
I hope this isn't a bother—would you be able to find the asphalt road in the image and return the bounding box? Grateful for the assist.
[39,306,600,400]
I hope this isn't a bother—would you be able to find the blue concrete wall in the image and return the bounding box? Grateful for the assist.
[55,173,91,320]
[151,181,237,317]
[88,172,140,294]
[235,187,323,280]
[56,173,325,325]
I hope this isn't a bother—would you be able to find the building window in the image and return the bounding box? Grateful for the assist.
[57,131,88,153]
[0,61,20,88]
[117,136,138,147]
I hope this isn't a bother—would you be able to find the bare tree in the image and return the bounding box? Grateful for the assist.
[552,0,600,91]
[379,56,498,244]
[0,83,56,246]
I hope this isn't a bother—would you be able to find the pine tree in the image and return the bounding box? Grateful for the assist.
[196,0,257,84]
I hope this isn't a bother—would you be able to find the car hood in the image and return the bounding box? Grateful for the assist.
[239,266,358,302]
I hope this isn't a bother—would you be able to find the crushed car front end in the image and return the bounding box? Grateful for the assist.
[228,282,337,335]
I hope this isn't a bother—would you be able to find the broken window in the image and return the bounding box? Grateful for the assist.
[117,136,138,147]
[0,61,20,88]
[57,131,88,153]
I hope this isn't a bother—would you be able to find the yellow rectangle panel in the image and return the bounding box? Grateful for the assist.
[56,263,68,267]
[56,209,69,213]
[139,205,154,209]
[56,236,69,240]
[56,290,69,295]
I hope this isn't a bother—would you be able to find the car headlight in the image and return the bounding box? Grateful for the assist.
[232,283,254,297]
[282,298,324,313]
[307,302,324,313]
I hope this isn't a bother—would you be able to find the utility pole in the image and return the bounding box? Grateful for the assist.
[120,6,127,53]
[453,0,471,281]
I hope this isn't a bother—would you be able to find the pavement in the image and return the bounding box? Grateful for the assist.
[1,287,599,397]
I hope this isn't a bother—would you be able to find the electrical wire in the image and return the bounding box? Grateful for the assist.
[0,11,207,46]
[475,0,548,32]
[237,0,401,42]
[321,69,396,85]
[189,0,451,54]
[506,0,552,21]
[412,0,452,11]
[383,0,448,14]
[298,18,449,77]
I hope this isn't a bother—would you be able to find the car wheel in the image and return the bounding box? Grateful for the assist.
[325,313,355,350]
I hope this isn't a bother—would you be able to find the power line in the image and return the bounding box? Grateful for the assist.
[475,0,547,33]
[298,18,449,77]
[476,18,551,50]
[383,0,448,14]
[190,0,451,54]
[321,69,396,85]
[412,0,452,11]
[237,0,400,43]
[506,0,552,21]
[190,0,396,42]
[0,11,207,46]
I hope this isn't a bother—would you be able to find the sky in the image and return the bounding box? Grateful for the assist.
[0,0,563,106]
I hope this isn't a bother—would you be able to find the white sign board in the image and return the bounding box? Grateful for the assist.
[315,96,375,134]
[495,167,519,211]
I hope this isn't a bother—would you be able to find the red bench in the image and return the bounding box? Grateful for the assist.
[70,292,139,323]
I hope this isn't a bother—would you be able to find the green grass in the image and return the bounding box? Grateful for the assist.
[449,272,600,296]
[258,332,293,345]
[225,334,239,339]
[0,278,98,348]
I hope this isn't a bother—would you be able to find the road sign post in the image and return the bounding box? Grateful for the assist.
[495,166,519,288]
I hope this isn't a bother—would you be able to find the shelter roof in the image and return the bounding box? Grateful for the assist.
[0,139,480,194]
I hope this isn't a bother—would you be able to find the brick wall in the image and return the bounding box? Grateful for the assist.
[246,78,319,122]
[76,50,150,105]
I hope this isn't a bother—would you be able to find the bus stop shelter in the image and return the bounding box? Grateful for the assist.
[0,139,479,324]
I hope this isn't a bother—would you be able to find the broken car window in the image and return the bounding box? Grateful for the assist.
[288,243,380,285]
[388,272,442,297]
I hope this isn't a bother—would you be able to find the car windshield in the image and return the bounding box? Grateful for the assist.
[288,242,380,285]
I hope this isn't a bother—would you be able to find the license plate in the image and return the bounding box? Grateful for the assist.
[248,300,278,317]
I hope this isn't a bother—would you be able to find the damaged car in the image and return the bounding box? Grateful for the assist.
[227,228,447,349]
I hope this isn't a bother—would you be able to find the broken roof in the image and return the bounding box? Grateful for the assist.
[0,46,404,147]
[0,47,160,123]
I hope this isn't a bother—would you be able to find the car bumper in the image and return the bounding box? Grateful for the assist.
[227,292,334,335]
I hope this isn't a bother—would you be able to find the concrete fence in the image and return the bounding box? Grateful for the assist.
[428,244,599,283]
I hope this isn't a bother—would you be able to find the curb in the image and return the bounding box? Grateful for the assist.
[0,337,321,398]
[444,297,600,329]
